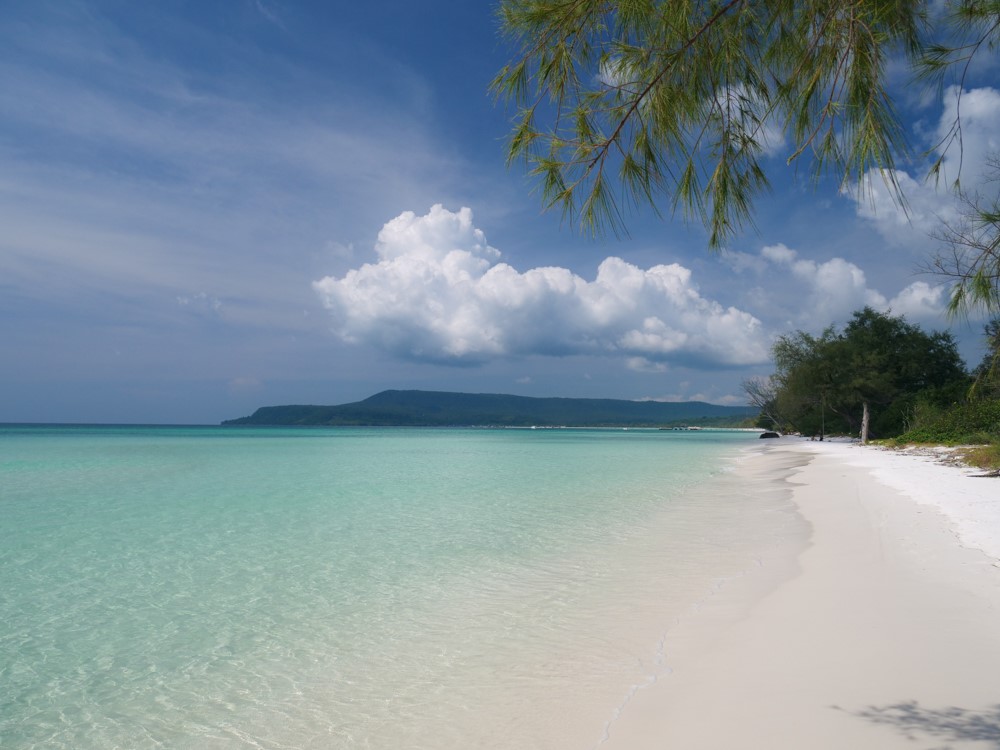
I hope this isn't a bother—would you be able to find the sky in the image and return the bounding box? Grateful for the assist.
[2,1,999,424]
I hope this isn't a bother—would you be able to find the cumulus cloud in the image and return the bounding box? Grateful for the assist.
[313,205,770,368]
[886,281,948,319]
[757,243,947,326]
[935,85,1000,186]
[849,169,963,249]
[846,86,1000,248]
[627,357,670,373]
[762,243,886,319]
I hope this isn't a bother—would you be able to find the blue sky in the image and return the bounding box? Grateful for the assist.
[2,1,998,424]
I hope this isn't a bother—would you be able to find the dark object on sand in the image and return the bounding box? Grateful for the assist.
[759,431,780,439]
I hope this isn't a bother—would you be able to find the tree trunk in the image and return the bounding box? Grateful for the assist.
[860,401,870,444]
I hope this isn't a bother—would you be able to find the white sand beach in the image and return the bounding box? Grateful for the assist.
[602,438,1000,749]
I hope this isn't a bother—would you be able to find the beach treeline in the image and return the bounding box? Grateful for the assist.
[749,308,1000,445]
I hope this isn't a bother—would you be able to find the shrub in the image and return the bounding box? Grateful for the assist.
[957,444,1000,472]
[893,399,1000,445]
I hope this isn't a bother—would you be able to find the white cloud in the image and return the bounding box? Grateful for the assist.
[886,281,949,319]
[626,357,670,373]
[314,205,770,368]
[760,243,797,264]
[757,243,947,326]
[849,169,962,249]
[762,243,886,322]
[936,85,1000,187]
[721,249,768,274]
[846,86,1000,248]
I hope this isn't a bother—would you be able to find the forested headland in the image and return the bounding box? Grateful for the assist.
[223,390,754,428]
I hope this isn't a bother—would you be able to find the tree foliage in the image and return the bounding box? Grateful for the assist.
[740,375,783,427]
[766,308,967,441]
[492,0,1000,248]
[929,156,1000,316]
[971,317,1000,397]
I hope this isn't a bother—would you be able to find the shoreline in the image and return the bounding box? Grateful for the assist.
[602,438,1000,749]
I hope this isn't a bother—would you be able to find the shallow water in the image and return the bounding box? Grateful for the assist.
[0,426,799,749]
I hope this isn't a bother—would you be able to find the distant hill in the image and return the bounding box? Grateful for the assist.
[222,390,754,428]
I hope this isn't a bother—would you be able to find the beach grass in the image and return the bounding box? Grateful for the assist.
[956,442,1000,472]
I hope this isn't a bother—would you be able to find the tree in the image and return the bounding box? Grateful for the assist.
[492,1,1000,247]
[770,328,840,438]
[767,308,967,442]
[930,155,1000,316]
[971,317,1000,397]
[740,375,783,429]
[836,308,967,442]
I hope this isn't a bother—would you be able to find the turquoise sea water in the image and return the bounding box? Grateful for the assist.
[1,425,795,749]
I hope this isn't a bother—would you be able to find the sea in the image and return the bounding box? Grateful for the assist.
[0,425,801,749]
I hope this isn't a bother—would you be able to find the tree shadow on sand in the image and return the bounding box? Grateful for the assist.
[844,701,1000,747]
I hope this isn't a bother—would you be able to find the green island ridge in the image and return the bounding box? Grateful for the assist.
[221,390,754,428]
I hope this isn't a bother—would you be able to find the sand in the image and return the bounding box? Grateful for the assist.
[600,438,1000,749]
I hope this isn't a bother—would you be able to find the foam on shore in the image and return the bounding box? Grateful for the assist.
[601,439,1000,749]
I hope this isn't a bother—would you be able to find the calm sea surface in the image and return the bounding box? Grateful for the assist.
[0,425,797,749]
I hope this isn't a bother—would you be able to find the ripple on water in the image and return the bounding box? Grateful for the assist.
[0,427,796,749]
